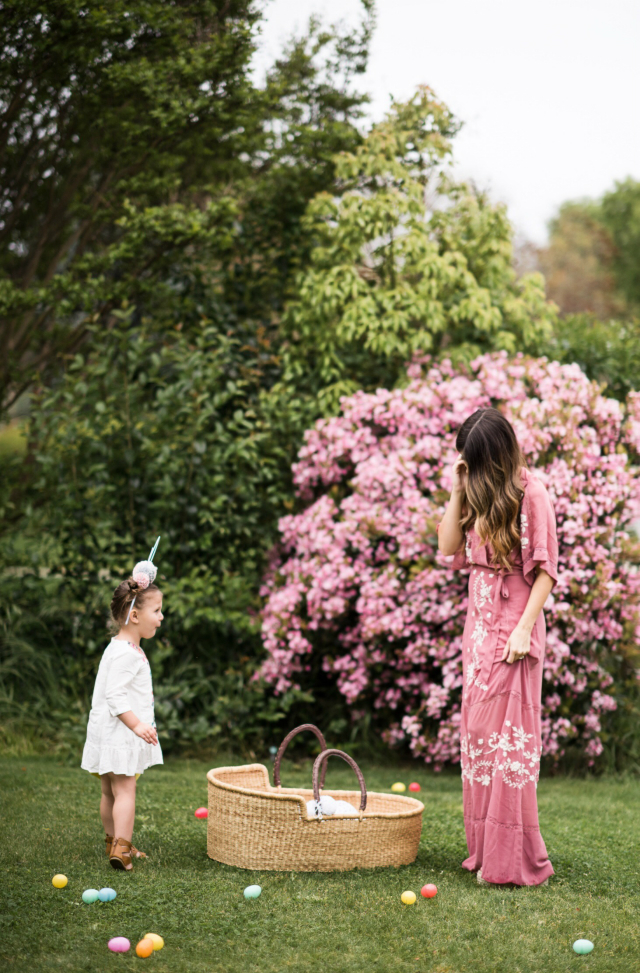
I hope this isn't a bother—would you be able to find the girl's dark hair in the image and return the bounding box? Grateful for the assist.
[109,578,162,632]
[455,407,528,571]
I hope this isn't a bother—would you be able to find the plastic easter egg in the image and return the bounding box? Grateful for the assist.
[194,807,208,819]
[244,885,262,899]
[108,937,130,953]
[421,884,438,898]
[52,874,68,889]
[98,887,117,902]
[573,940,594,955]
[333,800,358,816]
[82,888,100,904]
[136,938,155,958]
[408,782,421,792]
[319,795,336,815]
[401,890,417,905]
[143,934,164,951]
[391,782,406,793]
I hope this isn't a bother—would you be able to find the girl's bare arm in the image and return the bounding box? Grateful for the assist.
[117,710,158,745]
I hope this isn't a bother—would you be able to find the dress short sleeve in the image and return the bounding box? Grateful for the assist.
[521,475,559,589]
[436,521,468,570]
[105,645,144,717]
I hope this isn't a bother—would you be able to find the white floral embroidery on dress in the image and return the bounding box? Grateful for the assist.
[460,720,541,789]
[466,571,493,691]
[520,511,529,549]
[465,533,474,564]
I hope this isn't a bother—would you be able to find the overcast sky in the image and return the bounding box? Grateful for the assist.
[252,0,640,244]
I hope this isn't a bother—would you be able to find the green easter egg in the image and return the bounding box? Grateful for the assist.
[82,889,100,904]
[244,885,261,899]
[573,939,594,955]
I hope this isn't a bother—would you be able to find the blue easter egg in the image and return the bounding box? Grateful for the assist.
[244,885,261,899]
[573,939,594,955]
[98,887,117,902]
[82,888,100,904]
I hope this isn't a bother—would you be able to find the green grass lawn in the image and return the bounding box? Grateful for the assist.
[1,756,639,973]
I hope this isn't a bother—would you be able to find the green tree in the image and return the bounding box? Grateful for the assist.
[279,87,556,416]
[601,177,640,311]
[535,180,640,400]
[538,201,627,319]
[0,0,375,415]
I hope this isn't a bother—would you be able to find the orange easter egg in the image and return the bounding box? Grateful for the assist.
[136,938,154,958]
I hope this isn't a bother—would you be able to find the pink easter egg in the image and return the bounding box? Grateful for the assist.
[421,884,438,898]
[108,937,131,953]
[194,807,208,819]
[409,782,421,792]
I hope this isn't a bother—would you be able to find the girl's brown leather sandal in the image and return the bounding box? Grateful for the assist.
[109,837,133,871]
[105,833,147,860]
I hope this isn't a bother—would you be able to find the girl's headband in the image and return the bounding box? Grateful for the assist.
[125,536,161,625]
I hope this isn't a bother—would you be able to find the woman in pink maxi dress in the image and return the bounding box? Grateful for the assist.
[437,431,559,886]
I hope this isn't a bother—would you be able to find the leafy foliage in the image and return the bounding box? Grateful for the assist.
[600,177,640,311]
[546,312,640,404]
[538,202,628,319]
[0,0,375,414]
[0,310,312,752]
[0,0,262,411]
[279,87,556,416]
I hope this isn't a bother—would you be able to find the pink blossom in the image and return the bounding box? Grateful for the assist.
[260,352,640,766]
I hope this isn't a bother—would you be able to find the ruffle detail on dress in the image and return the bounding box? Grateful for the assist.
[81,740,163,777]
[462,813,555,885]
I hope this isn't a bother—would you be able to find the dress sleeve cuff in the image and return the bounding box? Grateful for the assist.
[523,547,558,589]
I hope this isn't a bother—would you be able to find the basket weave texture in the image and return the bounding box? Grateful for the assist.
[206,729,424,872]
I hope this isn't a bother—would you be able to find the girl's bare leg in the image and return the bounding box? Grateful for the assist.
[100,774,115,836]
[109,773,137,842]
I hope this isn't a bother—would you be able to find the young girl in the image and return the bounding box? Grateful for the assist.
[437,408,558,887]
[81,567,164,871]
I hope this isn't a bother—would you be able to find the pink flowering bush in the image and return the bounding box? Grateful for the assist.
[259,352,640,768]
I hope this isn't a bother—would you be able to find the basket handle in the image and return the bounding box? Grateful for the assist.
[273,723,328,788]
[312,748,367,812]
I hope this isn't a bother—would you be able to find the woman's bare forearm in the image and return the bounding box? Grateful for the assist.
[438,489,465,555]
[515,569,554,633]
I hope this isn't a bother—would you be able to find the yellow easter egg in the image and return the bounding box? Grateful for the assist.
[144,933,164,951]
[52,874,68,889]
[391,782,406,793]
[401,890,417,905]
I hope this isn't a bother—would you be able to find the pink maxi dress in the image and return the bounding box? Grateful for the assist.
[437,466,559,885]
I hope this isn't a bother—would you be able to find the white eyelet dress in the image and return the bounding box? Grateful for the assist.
[81,637,164,777]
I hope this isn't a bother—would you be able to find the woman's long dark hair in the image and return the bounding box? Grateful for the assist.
[455,408,528,571]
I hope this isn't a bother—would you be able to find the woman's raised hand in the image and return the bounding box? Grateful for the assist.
[452,454,467,494]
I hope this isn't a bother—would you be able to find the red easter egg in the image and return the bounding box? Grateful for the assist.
[408,782,421,792]
[194,807,208,819]
[421,884,437,898]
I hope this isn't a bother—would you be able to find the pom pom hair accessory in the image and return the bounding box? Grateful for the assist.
[125,536,161,625]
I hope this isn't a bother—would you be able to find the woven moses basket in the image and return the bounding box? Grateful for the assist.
[206,724,424,872]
